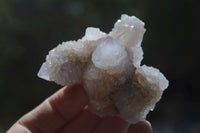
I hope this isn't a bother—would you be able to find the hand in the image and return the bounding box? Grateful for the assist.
[7,84,152,133]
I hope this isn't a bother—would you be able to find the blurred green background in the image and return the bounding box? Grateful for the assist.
[0,0,200,132]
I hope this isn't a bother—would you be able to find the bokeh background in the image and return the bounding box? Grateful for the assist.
[0,0,200,132]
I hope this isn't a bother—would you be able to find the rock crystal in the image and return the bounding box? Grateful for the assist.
[38,14,169,123]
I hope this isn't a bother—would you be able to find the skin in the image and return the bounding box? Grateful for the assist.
[7,84,152,133]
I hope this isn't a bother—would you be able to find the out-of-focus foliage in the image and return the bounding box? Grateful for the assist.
[0,0,199,132]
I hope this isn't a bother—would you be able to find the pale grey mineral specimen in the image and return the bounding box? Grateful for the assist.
[38,14,169,124]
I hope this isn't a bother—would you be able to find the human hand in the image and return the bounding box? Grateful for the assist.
[7,84,152,133]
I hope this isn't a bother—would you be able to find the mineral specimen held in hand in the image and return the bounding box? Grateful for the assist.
[38,14,169,124]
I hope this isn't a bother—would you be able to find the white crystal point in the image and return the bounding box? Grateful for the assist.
[37,14,169,124]
[37,44,83,86]
[82,27,106,41]
[112,65,169,123]
[92,36,129,74]
[110,14,146,47]
[136,65,169,91]
[109,14,145,67]
[38,62,50,80]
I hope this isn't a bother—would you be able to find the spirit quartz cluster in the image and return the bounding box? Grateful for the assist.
[38,14,169,124]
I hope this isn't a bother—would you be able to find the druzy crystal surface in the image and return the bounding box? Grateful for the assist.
[38,14,169,123]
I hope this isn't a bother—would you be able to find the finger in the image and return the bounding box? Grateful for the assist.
[128,120,152,133]
[49,84,89,122]
[59,106,101,133]
[7,84,89,133]
[94,117,129,133]
[7,124,31,133]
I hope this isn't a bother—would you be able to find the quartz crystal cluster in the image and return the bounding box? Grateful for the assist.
[38,14,169,124]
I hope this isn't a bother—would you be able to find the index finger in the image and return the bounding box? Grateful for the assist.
[7,84,89,133]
